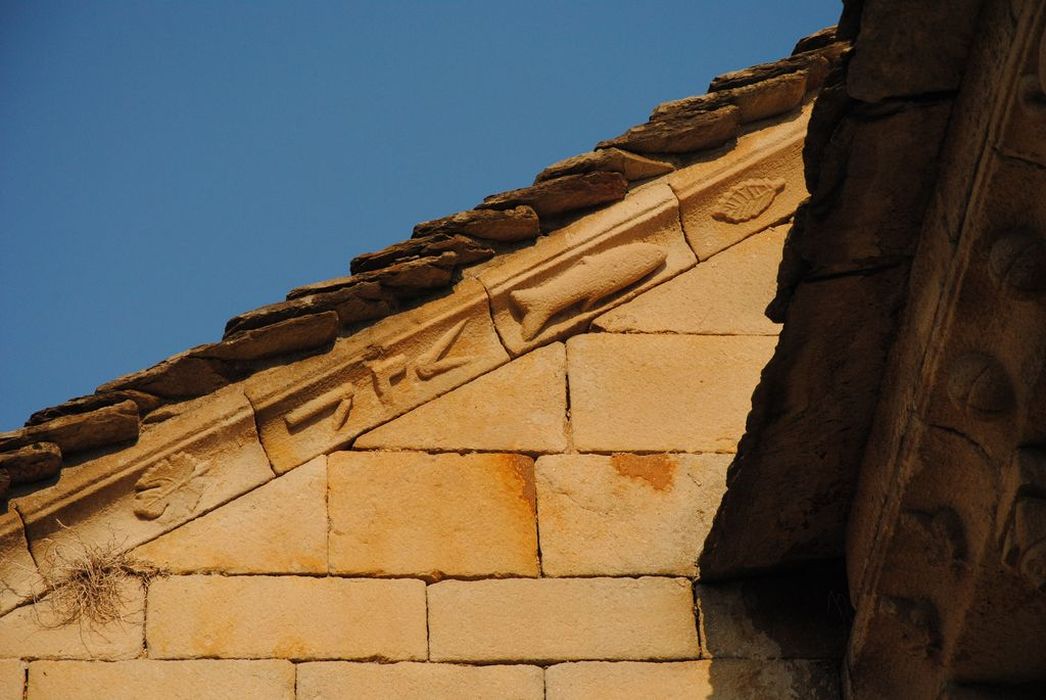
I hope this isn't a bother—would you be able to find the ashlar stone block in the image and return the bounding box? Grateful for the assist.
[593,225,787,335]
[133,456,327,574]
[296,662,544,700]
[0,660,23,700]
[567,334,777,453]
[329,451,538,578]
[27,660,295,700]
[667,106,808,260]
[245,278,509,473]
[428,577,699,662]
[146,575,426,660]
[475,182,696,355]
[355,343,567,453]
[536,453,731,576]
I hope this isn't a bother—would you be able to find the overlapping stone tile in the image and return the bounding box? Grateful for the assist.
[133,456,327,574]
[296,662,544,700]
[355,343,567,453]
[328,451,538,578]
[567,334,777,453]
[475,183,696,355]
[244,278,510,472]
[535,453,731,576]
[12,387,273,579]
[593,225,787,335]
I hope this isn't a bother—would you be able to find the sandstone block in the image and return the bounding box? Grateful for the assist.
[0,660,23,700]
[0,400,139,457]
[26,389,162,427]
[708,44,843,93]
[412,206,540,242]
[355,343,567,453]
[476,183,695,354]
[133,456,327,574]
[226,279,395,336]
[534,148,673,183]
[201,311,338,361]
[96,350,233,400]
[593,225,786,335]
[596,106,740,155]
[146,575,426,660]
[0,578,144,660]
[428,577,699,662]
[567,334,776,453]
[545,660,840,699]
[0,443,61,491]
[329,451,538,578]
[476,172,628,218]
[535,453,731,576]
[13,387,273,579]
[351,234,494,275]
[27,660,295,700]
[0,511,43,615]
[245,278,509,472]
[297,662,544,700]
[655,73,808,126]
[667,107,808,259]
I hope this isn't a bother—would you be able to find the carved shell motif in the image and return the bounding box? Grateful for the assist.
[133,452,212,521]
[711,178,787,223]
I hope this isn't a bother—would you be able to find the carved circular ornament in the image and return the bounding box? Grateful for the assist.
[989,229,1046,298]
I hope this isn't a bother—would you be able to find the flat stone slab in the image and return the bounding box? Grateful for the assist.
[567,334,777,453]
[594,225,787,335]
[536,453,731,576]
[428,577,699,662]
[328,451,538,579]
[0,511,43,616]
[297,662,544,700]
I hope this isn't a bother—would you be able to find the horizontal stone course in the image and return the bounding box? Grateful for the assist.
[146,575,427,660]
[428,577,699,662]
[296,662,544,700]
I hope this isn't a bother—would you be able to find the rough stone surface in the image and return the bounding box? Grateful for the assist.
[297,662,545,700]
[709,44,845,93]
[412,206,540,242]
[355,343,567,453]
[226,280,396,336]
[477,172,628,218]
[428,577,699,662]
[202,311,339,361]
[0,660,23,700]
[0,443,62,490]
[535,453,731,576]
[567,334,777,453]
[133,456,327,574]
[793,26,839,55]
[545,660,841,699]
[26,390,162,427]
[27,660,295,700]
[96,350,234,400]
[0,578,144,660]
[0,400,139,457]
[656,73,808,125]
[329,451,537,578]
[350,234,495,274]
[593,225,787,335]
[534,148,674,183]
[0,511,43,615]
[147,575,427,660]
[596,106,740,154]
[478,183,696,354]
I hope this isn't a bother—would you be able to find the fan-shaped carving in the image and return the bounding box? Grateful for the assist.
[712,178,787,223]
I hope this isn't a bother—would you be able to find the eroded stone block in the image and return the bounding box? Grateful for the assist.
[296,662,544,700]
[244,278,510,472]
[328,451,538,578]
[428,577,699,662]
[536,453,731,576]
[0,511,43,616]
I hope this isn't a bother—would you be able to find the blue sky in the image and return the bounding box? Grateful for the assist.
[0,1,840,430]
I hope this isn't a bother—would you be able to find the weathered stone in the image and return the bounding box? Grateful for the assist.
[477,183,695,354]
[545,660,840,700]
[412,206,540,242]
[297,662,544,700]
[147,575,427,660]
[202,311,339,361]
[133,456,327,574]
[354,343,567,453]
[0,578,144,660]
[535,453,731,576]
[428,577,699,662]
[13,387,273,579]
[26,390,162,427]
[96,350,232,400]
[370,253,457,291]
[534,148,674,183]
[328,451,538,579]
[709,45,844,93]
[0,442,61,487]
[246,278,510,472]
[793,25,839,55]
[656,73,808,125]
[350,234,495,274]
[28,660,295,699]
[0,660,22,700]
[0,511,43,616]
[225,281,395,337]
[666,106,808,259]
[567,334,776,453]
[596,106,740,154]
[593,225,786,335]
[0,400,139,456]
[477,171,628,218]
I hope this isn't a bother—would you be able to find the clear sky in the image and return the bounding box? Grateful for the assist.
[0,1,841,430]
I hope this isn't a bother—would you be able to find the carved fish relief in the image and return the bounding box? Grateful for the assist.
[133,452,212,521]
[510,242,667,340]
[711,178,786,223]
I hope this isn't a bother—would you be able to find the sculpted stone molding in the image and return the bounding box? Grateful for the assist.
[998,447,1046,590]
[132,452,213,522]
